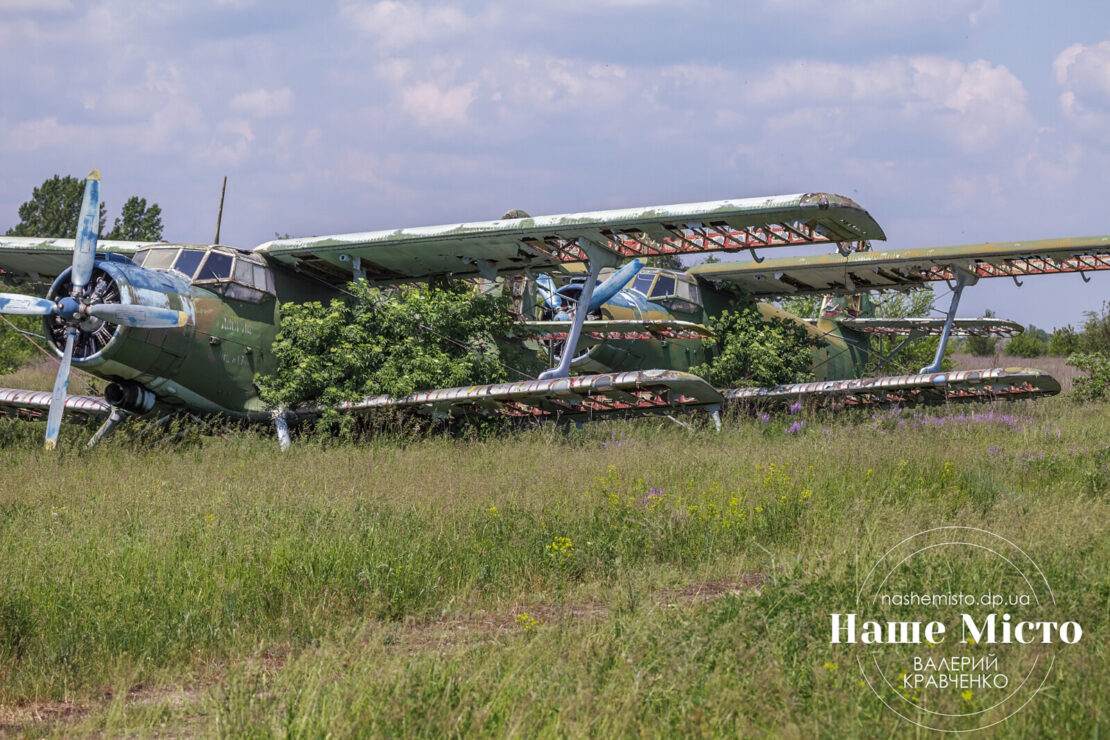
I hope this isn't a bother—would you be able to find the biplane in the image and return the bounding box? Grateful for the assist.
[0,171,1095,449]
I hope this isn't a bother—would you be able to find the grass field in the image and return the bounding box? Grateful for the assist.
[0,361,1107,737]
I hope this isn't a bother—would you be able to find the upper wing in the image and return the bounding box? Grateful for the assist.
[0,237,156,282]
[254,193,884,285]
[687,235,1110,297]
[812,317,1026,337]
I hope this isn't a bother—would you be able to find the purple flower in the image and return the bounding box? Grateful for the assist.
[759,412,770,424]
[789,401,803,415]
[786,420,806,435]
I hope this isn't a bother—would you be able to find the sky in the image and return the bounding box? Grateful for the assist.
[2,0,1110,329]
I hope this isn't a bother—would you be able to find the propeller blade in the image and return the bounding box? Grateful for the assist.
[44,327,76,450]
[87,303,187,328]
[71,170,100,290]
[0,293,55,316]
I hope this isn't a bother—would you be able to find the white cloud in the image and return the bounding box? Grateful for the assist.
[1053,40,1110,125]
[229,87,294,118]
[339,1,471,49]
[400,82,476,128]
[746,56,1030,151]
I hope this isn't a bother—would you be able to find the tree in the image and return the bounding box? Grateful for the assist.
[1048,325,1080,356]
[1005,325,1047,357]
[1078,301,1110,354]
[256,281,543,432]
[966,309,1000,357]
[6,175,106,238]
[693,289,817,387]
[105,197,163,241]
[5,175,164,241]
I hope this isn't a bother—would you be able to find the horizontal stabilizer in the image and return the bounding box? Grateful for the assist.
[724,367,1060,408]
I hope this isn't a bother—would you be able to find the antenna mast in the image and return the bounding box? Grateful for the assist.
[214,175,227,244]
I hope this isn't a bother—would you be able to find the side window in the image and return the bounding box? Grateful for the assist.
[676,279,702,307]
[233,258,254,285]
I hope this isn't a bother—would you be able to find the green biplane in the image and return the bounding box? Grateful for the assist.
[0,172,1095,449]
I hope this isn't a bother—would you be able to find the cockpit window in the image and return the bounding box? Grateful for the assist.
[173,249,206,279]
[631,273,655,296]
[196,252,233,281]
[190,249,275,302]
[650,274,676,298]
[140,248,179,270]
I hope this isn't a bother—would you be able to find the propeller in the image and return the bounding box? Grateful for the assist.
[0,170,188,449]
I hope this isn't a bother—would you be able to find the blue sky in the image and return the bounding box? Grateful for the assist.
[2,0,1110,329]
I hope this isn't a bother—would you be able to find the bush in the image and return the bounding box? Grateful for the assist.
[256,281,543,432]
[1004,328,1047,358]
[1068,352,1110,402]
[694,292,817,388]
[1048,325,1080,356]
[1079,302,1110,354]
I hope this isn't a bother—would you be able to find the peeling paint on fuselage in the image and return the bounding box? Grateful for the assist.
[564,267,868,380]
[59,257,288,419]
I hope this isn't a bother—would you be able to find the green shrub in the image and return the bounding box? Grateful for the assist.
[256,280,543,432]
[1049,325,1080,356]
[1068,352,1110,402]
[1005,328,1047,358]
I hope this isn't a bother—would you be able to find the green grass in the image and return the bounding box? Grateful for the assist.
[0,391,1107,737]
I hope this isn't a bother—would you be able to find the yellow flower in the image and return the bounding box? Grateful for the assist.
[822,661,837,672]
[515,612,539,632]
[961,690,973,702]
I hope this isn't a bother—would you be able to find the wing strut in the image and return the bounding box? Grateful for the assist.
[538,241,620,379]
[920,267,976,374]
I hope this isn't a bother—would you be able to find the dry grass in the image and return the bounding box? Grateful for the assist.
[951,352,1083,391]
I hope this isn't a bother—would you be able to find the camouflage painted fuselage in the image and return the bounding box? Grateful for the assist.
[54,250,335,420]
[564,267,869,381]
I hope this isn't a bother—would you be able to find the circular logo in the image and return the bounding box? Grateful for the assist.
[837,527,1079,732]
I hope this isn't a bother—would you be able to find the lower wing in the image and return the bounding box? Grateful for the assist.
[0,388,110,418]
[725,367,1060,408]
[810,317,1026,337]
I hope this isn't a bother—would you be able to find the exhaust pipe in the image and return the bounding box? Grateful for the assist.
[105,381,155,413]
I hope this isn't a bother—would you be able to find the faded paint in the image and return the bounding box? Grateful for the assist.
[687,234,1110,297]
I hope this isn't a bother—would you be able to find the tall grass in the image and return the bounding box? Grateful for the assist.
[0,395,1107,736]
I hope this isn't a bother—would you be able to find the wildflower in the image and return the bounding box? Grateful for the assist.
[785,420,806,435]
[487,506,500,519]
[546,536,574,559]
[759,412,770,424]
[823,661,837,672]
[789,401,803,415]
[515,612,539,632]
[961,690,973,702]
